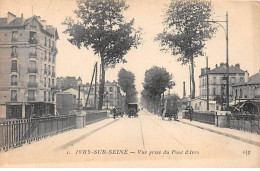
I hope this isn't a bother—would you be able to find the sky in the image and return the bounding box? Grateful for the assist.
[0,0,259,99]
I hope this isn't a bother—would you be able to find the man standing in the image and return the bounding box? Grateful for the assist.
[113,107,117,119]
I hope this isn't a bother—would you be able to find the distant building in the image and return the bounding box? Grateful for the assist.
[199,63,249,104]
[56,92,77,115]
[232,71,260,103]
[0,12,59,119]
[61,80,123,109]
[56,76,77,90]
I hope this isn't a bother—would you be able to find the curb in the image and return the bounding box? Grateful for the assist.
[179,120,260,147]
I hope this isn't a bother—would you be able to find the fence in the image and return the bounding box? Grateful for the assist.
[184,111,215,125]
[0,115,76,151]
[227,114,260,134]
[85,111,108,125]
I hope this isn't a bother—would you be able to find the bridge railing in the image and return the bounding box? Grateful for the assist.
[0,115,76,151]
[184,111,215,125]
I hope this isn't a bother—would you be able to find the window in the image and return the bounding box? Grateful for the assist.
[12,31,18,41]
[11,75,17,85]
[213,88,216,96]
[48,65,51,74]
[44,91,46,101]
[52,93,55,101]
[48,91,51,101]
[44,50,47,61]
[44,37,47,46]
[231,77,236,84]
[29,31,37,44]
[11,46,17,54]
[52,79,54,86]
[240,77,244,82]
[49,39,51,48]
[11,90,17,101]
[44,77,47,87]
[48,78,51,87]
[49,52,51,62]
[213,77,216,84]
[240,89,243,98]
[110,87,113,92]
[235,89,238,98]
[44,64,47,74]
[28,90,35,101]
[110,94,113,98]
[11,60,17,72]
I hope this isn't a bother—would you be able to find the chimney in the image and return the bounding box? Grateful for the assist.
[215,64,218,68]
[183,82,186,98]
[41,20,46,29]
[7,12,16,24]
[21,14,23,18]
[235,63,240,69]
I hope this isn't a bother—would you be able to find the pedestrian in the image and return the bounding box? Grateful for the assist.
[113,107,117,119]
[189,106,193,122]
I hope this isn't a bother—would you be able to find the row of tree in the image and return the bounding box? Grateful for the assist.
[62,0,217,109]
[141,66,173,113]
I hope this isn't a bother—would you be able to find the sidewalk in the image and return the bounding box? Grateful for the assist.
[178,118,260,147]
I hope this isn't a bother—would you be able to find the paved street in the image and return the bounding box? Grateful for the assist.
[1,110,259,167]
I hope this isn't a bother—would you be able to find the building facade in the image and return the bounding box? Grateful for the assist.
[232,71,260,103]
[0,12,59,119]
[199,63,249,104]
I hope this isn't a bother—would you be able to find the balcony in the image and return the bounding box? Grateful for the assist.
[28,68,38,73]
[29,53,37,58]
[11,81,18,86]
[11,52,18,58]
[11,97,17,102]
[28,82,38,88]
[11,67,18,72]
[28,97,35,101]
[11,38,18,42]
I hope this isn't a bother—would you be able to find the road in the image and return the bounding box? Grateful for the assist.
[1,110,259,167]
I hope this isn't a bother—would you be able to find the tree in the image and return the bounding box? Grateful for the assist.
[62,0,142,109]
[155,0,217,99]
[142,66,174,113]
[118,68,138,110]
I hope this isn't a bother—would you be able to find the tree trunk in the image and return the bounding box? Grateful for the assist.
[190,57,196,99]
[98,57,106,110]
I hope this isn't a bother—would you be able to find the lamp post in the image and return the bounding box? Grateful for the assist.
[205,12,229,109]
[77,77,82,110]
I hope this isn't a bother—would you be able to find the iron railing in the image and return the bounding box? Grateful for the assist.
[0,115,76,151]
[85,111,108,125]
[184,111,215,125]
[227,114,260,134]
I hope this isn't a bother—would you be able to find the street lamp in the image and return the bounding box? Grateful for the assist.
[77,77,82,110]
[205,12,229,109]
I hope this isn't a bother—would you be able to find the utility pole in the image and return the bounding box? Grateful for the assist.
[226,12,229,110]
[206,56,209,111]
[94,62,98,109]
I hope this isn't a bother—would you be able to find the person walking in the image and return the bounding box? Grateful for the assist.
[189,106,193,122]
[113,107,117,119]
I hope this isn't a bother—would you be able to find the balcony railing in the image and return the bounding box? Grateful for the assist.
[11,52,18,58]
[29,53,37,58]
[11,97,17,102]
[11,38,18,42]
[28,82,38,88]
[28,68,38,73]
[27,97,35,101]
[11,67,18,72]
[11,82,18,86]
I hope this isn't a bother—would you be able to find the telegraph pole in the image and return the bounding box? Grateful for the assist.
[226,12,229,110]
[94,62,98,109]
[206,56,209,111]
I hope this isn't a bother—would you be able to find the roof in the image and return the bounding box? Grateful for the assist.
[200,63,246,77]
[0,13,58,39]
[232,72,260,87]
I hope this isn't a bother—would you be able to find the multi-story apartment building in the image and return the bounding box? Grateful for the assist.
[199,63,249,103]
[0,12,59,119]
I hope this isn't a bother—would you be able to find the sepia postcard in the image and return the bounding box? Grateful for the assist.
[0,0,259,168]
